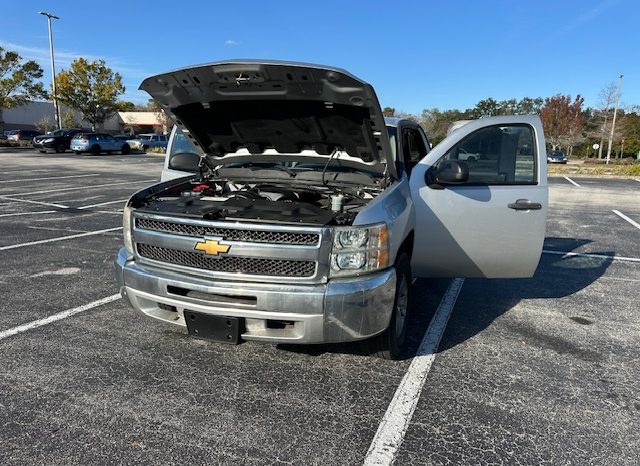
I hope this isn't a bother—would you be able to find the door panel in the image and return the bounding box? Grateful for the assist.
[409,115,547,278]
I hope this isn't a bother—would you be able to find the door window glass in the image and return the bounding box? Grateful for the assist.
[441,124,536,184]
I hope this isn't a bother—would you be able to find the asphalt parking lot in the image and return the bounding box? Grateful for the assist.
[0,149,638,465]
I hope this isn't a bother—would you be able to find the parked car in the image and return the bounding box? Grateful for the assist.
[547,150,567,164]
[127,133,168,152]
[32,128,86,153]
[70,133,131,155]
[7,129,42,141]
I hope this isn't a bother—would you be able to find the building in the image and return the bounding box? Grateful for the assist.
[0,101,167,134]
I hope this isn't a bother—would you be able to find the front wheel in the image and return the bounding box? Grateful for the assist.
[121,144,130,155]
[90,145,101,156]
[55,144,65,153]
[361,253,412,360]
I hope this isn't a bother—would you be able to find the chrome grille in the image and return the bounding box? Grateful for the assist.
[137,244,316,277]
[136,218,319,246]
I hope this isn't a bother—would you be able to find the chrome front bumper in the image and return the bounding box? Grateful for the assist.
[115,248,396,344]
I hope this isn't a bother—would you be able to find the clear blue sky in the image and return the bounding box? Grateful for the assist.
[1,0,638,114]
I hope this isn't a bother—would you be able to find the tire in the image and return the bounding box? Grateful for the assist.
[142,144,149,152]
[75,151,82,155]
[90,145,101,156]
[361,253,412,360]
[55,144,65,153]
[39,150,46,153]
[121,144,130,155]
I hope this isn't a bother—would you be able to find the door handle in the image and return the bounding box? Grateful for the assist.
[508,199,542,210]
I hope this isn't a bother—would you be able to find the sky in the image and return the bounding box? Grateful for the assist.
[1,0,638,114]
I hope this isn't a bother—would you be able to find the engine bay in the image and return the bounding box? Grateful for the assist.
[134,178,381,226]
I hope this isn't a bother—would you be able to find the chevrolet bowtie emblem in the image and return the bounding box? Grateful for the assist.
[194,239,230,256]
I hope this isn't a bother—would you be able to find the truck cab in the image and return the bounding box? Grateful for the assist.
[115,61,547,359]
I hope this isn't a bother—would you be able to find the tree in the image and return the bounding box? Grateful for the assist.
[61,109,80,129]
[117,100,136,111]
[55,58,125,129]
[382,107,396,117]
[0,46,47,129]
[147,98,173,132]
[35,115,54,133]
[419,107,471,145]
[595,83,617,158]
[619,111,640,157]
[539,94,585,153]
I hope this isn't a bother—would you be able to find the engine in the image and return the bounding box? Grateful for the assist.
[133,179,378,226]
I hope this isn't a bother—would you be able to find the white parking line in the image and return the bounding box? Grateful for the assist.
[3,179,156,197]
[612,210,640,230]
[542,250,640,263]
[79,199,127,209]
[0,294,121,342]
[563,176,581,187]
[0,210,56,218]
[0,174,99,183]
[0,195,69,209]
[364,278,465,466]
[0,227,122,251]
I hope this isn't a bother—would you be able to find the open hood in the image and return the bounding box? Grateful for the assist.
[140,60,396,178]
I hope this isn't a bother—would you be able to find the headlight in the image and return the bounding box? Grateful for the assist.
[43,138,54,143]
[330,223,389,277]
[122,205,134,256]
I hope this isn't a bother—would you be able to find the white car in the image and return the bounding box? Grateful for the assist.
[127,134,168,152]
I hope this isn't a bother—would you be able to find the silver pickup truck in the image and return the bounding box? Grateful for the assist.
[114,61,548,359]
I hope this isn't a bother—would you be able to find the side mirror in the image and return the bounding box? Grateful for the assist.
[426,159,469,188]
[169,152,201,172]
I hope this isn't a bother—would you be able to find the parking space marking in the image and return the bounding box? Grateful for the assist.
[0,174,99,184]
[563,176,581,187]
[0,294,120,342]
[612,210,640,230]
[364,278,465,466]
[0,227,122,251]
[3,179,157,197]
[0,210,56,218]
[79,199,128,209]
[542,249,640,263]
[0,195,69,209]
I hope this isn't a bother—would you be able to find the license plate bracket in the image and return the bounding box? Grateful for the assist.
[183,311,242,344]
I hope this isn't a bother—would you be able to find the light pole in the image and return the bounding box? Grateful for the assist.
[39,11,61,130]
[605,74,623,165]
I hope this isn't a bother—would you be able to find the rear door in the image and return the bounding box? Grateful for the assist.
[409,115,547,278]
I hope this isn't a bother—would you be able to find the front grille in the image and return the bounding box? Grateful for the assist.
[136,218,319,246]
[137,244,316,277]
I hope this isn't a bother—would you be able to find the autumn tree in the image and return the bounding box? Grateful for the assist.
[55,58,125,129]
[539,94,586,154]
[0,46,47,130]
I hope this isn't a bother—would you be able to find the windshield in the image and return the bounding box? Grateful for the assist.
[170,131,200,157]
[386,126,398,161]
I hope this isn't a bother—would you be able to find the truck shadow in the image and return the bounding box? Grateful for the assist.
[406,237,614,356]
[279,237,613,360]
